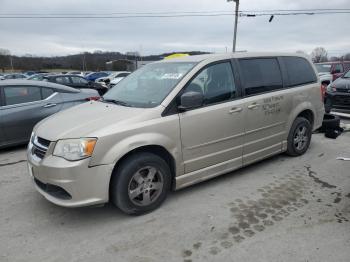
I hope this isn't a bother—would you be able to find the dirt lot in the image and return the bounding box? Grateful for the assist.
[1,126,350,262]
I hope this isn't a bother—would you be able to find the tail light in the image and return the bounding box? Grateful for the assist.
[85,96,101,101]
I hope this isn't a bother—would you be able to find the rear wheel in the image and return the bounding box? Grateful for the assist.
[286,117,312,156]
[110,152,171,215]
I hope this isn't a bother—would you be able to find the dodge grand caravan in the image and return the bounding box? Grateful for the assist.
[27,53,324,215]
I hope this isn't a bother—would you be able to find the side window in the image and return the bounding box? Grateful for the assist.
[334,63,343,73]
[71,77,88,84]
[182,62,236,106]
[55,77,70,85]
[239,58,283,96]
[4,86,41,106]
[41,88,54,99]
[282,57,317,87]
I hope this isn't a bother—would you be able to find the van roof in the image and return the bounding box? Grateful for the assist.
[159,52,311,63]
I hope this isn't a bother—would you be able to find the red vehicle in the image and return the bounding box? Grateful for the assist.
[315,61,350,81]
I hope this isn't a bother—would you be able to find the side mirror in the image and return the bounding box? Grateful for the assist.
[332,69,341,74]
[178,91,203,112]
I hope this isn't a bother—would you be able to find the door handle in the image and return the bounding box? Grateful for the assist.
[43,103,57,108]
[247,103,259,110]
[229,107,242,114]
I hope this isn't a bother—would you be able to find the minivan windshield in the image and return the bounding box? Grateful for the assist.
[103,62,197,108]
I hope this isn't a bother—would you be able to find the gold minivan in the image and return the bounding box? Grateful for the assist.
[27,53,324,215]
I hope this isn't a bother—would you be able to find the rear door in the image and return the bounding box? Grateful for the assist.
[70,76,89,89]
[237,57,289,165]
[179,61,245,175]
[1,85,61,144]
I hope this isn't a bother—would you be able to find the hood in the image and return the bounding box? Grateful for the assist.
[34,101,158,141]
[331,77,350,89]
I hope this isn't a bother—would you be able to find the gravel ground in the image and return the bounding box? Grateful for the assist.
[0,123,349,262]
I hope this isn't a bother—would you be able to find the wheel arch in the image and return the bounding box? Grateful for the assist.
[297,109,315,128]
[109,144,178,196]
[285,103,317,141]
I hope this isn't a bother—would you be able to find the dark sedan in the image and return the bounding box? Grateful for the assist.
[0,80,99,148]
[42,74,108,95]
[325,69,350,113]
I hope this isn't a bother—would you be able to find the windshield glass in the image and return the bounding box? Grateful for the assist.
[103,62,197,108]
[315,64,331,73]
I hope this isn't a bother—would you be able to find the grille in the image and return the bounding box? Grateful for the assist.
[333,95,350,105]
[32,136,50,160]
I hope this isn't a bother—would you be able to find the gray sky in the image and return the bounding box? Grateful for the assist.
[0,0,349,56]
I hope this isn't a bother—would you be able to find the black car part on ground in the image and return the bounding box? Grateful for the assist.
[319,113,343,139]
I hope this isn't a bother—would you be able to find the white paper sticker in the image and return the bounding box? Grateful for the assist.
[161,73,183,79]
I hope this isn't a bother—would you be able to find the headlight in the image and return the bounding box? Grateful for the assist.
[30,132,35,143]
[53,138,97,161]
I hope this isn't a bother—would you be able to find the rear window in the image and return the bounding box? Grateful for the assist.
[239,58,283,96]
[283,57,317,87]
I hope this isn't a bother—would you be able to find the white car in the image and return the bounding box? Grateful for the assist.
[95,71,130,86]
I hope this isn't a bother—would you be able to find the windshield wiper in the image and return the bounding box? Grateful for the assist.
[102,98,132,107]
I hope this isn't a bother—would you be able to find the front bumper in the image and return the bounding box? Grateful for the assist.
[27,141,114,207]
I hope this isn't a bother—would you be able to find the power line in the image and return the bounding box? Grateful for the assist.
[1,8,350,15]
[1,12,350,19]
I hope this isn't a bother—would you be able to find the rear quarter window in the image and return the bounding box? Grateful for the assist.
[282,57,317,87]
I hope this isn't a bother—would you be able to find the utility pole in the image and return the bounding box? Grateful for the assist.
[227,0,239,52]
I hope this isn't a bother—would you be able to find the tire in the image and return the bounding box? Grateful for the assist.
[286,117,312,156]
[322,113,340,130]
[110,152,171,215]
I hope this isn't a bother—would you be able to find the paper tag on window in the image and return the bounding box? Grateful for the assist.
[161,73,183,79]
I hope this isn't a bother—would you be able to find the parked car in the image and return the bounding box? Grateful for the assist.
[315,61,350,81]
[23,71,37,76]
[0,80,99,148]
[27,53,324,215]
[0,73,27,80]
[42,74,108,95]
[324,69,350,113]
[27,73,52,81]
[95,71,130,86]
[85,71,110,82]
[67,71,85,76]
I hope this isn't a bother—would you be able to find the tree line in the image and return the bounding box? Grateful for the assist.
[0,49,207,72]
[1,47,349,72]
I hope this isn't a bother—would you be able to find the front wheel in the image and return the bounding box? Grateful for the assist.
[110,152,171,215]
[286,117,312,156]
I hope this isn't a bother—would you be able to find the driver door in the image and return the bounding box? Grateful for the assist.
[179,61,245,177]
